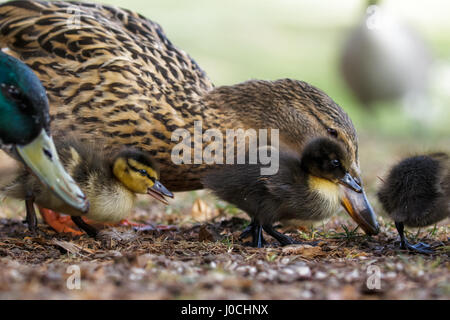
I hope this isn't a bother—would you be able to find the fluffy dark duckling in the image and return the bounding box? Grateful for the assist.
[203,137,379,247]
[378,153,449,253]
[0,137,174,237]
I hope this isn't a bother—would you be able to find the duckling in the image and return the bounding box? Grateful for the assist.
[0,50,88,230]
[0,1,378,235]
[377,153,449,254]
[203,138,379,247]
[0,137,174,237]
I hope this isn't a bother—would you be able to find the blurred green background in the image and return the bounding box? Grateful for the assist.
[100,0,450,139]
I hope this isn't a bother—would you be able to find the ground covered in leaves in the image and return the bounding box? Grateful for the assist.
[0,202,448,300]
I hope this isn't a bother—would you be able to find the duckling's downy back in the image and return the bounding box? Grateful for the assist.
[378,153,449,227]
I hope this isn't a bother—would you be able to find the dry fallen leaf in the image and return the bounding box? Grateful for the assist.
[282,244,326,258]
[191,199,219,222]
[51,239,94,256]
[198,225,216,242]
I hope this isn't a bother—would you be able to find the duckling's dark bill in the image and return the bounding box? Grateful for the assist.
[340,186,380,235]
[147,180,174,205]
[339,173,362,193]
[15,129,89,212]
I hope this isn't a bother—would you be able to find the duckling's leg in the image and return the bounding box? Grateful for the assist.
[24,192,37,233]
[395,222,433,254]
[38,207,83,236]
[252,223,264,248]
[71,216,98,238]
[239,221,267,247]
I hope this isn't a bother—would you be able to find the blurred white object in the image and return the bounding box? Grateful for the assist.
[341,4,432,109]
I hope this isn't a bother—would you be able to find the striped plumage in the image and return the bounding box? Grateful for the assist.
[0,0,359,191]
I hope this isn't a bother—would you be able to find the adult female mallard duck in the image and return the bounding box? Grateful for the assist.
[378,153,449,254]
[0,136,173,237]
[0,50,88,230]
[0,1,379,236]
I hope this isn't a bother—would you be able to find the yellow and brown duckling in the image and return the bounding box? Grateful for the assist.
[377,153,449,254]
[0,137,173,237]
[203,138,379,247]
[0,1,378,235]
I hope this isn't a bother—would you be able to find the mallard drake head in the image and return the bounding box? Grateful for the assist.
[112,149,174,204]
[0,51,88,212]
[301,137,380,235]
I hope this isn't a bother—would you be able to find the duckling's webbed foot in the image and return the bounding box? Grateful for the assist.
[262,225,319,247]
[71,216,98,238]
[404,241,434,254]
[395,222,433,254]
[262,225,296,246]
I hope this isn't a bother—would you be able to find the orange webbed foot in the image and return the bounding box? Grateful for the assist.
[38,207,84,236]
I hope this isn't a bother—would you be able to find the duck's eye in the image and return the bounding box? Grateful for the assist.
[1,83,22,101]
[327,128,338,138]
[1,83,32,112]
[139,169,147,176]
[331,159,341,168]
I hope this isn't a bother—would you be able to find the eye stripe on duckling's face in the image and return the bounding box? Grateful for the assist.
[112,155,159,194]
[301,137,350,182]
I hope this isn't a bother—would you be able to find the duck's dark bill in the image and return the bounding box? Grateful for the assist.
[147,180,174,205]
[340,186,380,235]
[15,129,89,213]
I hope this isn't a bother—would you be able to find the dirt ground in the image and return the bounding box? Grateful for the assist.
[0,135,449,300]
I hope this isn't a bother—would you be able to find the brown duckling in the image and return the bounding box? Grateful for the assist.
[377,153,449,253]
[0,1,378,236]
[203,137,379,247]
[0,137,173,237]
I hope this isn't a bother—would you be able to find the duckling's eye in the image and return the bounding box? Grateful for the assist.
[139,169,147,176]
[331,159,341,168]
[327,128,338,138]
